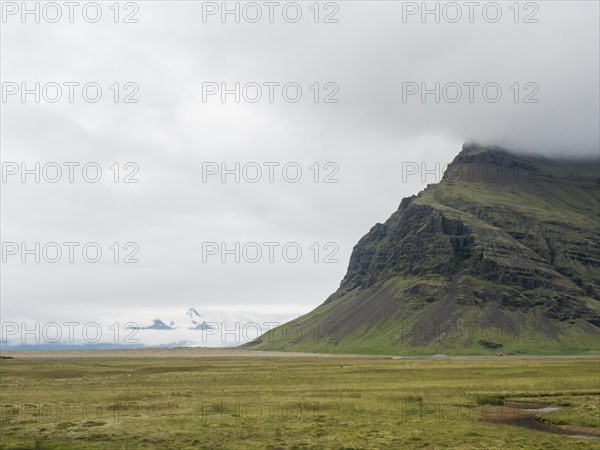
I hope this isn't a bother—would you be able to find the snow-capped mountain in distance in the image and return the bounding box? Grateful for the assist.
[187,308,214,330]
[128,307,302,346]
[131,308,299,334]
[127,319,176,330]
[130,309,215,331]
[2,308,303,349]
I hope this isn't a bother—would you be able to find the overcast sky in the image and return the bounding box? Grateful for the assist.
[1,1,598,346]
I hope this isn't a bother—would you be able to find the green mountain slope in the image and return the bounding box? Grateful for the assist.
[246,144,600,355]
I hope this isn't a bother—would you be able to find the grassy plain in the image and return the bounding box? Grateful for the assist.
[0,349,598,449]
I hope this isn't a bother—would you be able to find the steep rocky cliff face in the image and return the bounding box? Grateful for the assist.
[247,144,600,354]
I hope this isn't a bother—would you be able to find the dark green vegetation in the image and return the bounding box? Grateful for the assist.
[247,145,600,354]
[0,355,598,449]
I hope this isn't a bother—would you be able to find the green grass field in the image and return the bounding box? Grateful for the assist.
[0,350,599,449]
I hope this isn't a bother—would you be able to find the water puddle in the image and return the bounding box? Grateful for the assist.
[476,404,599,440]
[522,407,562,413]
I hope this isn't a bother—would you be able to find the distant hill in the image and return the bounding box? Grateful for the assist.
[246,144,600,355]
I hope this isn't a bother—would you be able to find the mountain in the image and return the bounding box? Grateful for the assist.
[186,308,214,331]
[126,309,213,331]
[1,308,301,350]
[127,319,175,330]
[246,144,600,355]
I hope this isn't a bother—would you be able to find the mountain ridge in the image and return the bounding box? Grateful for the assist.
[246,144,600,355]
